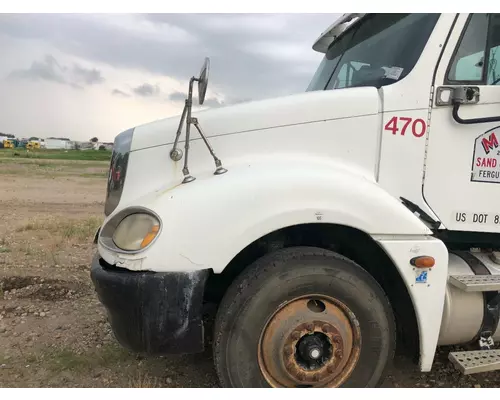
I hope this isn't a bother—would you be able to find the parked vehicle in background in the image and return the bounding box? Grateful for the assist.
[26,141,41,150]
[3,139,14,149]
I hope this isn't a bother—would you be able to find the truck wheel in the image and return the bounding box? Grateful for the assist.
[213,247,396,388]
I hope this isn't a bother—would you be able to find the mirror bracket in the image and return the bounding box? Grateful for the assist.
[452,86,480,105]
[435,85,480,106]
[169,58,227,183]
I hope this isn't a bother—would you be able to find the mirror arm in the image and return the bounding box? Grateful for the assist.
[180,77,198,183]
[170,102,188,161]
[191,118,227,175]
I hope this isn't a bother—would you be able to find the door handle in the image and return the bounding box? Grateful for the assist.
[452,85,500,124]
[451,103,500,125]
[437,86,500,125]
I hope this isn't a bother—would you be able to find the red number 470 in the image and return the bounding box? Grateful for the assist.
[384,116,427,138]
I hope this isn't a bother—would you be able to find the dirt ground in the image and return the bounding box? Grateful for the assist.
[0,157,498,388]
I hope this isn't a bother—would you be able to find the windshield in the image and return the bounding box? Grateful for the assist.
[307,14,440,92]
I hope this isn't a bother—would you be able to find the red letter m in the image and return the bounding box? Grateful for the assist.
[482,132,499,154]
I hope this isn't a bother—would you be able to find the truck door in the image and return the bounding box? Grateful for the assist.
[424,13,500,233]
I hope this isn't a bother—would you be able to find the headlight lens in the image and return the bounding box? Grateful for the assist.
[112,213,160,251]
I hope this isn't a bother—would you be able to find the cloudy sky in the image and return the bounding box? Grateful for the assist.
[0,13,339,142]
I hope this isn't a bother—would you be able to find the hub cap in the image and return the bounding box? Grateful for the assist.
[258,295,361,387]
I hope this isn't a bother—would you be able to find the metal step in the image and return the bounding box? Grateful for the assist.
[449,275,500,292]
[449,350,500,374]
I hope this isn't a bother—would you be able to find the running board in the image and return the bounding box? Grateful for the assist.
[449,275,500,292]
[449,350,500,374]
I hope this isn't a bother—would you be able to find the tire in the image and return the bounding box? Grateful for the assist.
[213,246,396,388]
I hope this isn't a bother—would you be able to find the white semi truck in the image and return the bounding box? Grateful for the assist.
[90,13,500,387]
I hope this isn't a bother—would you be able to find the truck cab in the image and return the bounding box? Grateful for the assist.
[91,13,500,387]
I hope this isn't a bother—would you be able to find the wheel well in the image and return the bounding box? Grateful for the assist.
[204,223,419,361]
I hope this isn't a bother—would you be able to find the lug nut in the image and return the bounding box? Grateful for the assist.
[327,365,336,373]
[306,323,314,331]
[291,331,301,340]
[333,335,341,344]
[298,373,306,381]
[335,350,343,359]
[284,348,293,357]
[321,324,330,333]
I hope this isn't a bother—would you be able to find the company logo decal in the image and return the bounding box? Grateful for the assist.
[471,126,500,184]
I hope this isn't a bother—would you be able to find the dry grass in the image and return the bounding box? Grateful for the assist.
[21,242,38,256]
[81,172,108,178]
[129,371,162,388]
[33,343,132,374]
[0,158,108,179]
[0,148,112,161]
[13,216,103,266]
[17,216,102,241]
[0,167,107,178]
[0,158,109,167]
[21,344,166,388]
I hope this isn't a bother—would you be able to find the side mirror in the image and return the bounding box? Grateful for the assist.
[198,57,210,105]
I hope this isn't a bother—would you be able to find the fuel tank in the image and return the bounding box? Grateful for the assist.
[438,250,500,346]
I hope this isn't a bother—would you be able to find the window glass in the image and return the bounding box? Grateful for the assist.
[487,14,500,84]
[306,28,355,91]
[334,64,349,89]
[307,14,440,92]
[447,13,500,84]
[448,14,489,82]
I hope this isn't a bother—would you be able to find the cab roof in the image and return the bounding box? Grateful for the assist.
[312,13,366,53]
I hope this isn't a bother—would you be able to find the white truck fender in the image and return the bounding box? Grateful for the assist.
[100,157,433,274]
[373,237,449,372]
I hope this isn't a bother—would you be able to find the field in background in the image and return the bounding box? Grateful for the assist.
[0,157,217,388]
[0,148,112,161]
[0,158,109,179]
[0,156,498,388]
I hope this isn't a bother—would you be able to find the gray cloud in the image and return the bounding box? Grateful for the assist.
[0,14,339,101]
[111,88,130,97]
[167,90,238,109]
[168,91,186,102]
[224,97,252,105]
[9,55,68,84]
[73,65,104,85]
[201,97,223,108]
[133,83,161,97]
[8,54,104,89]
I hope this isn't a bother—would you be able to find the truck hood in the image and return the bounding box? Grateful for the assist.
[110,86,381,217]
[130,87,380,152]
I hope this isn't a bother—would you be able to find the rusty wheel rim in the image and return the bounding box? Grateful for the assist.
[257,295,361,388]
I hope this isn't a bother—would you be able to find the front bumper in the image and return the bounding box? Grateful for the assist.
[90,253,210,355]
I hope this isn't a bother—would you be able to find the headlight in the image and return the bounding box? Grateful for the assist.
[112,213,160,251]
